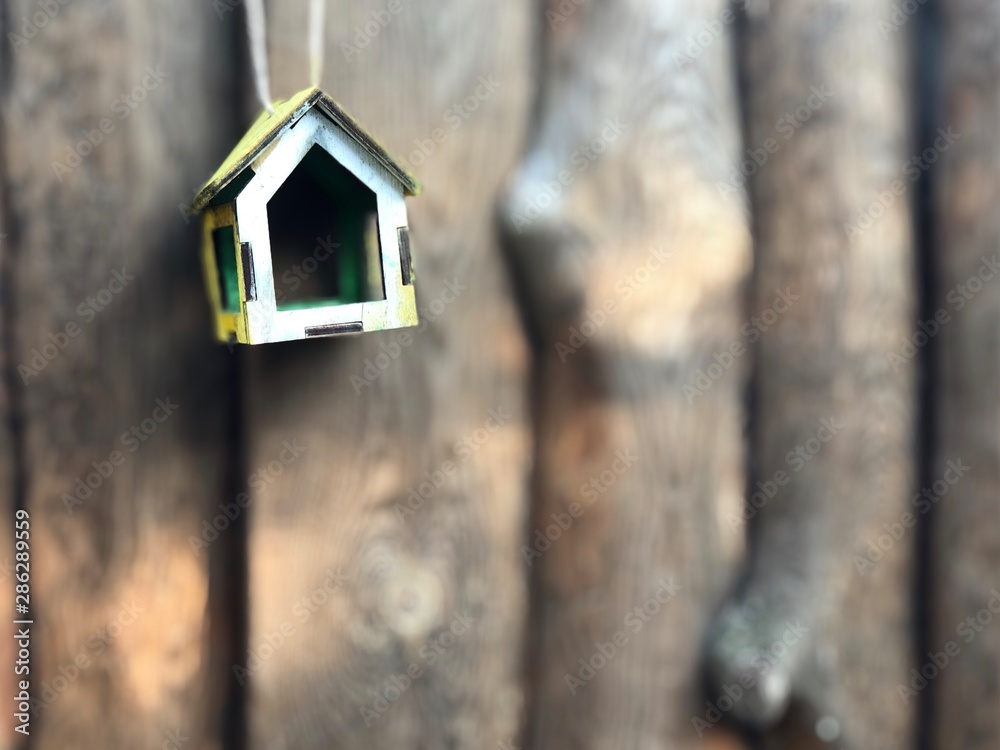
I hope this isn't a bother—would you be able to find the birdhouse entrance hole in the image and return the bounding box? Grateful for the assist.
[266,144,386,311]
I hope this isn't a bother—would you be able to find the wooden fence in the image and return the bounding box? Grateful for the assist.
[0,0,997,748]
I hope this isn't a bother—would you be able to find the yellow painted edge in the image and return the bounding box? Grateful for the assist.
[201,207,241,343]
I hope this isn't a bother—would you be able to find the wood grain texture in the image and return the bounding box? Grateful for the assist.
[705,0,917,747]
[932,1,1000,747]
[240,1,534,748]
[498,0,751,747]
[0,1,239,747]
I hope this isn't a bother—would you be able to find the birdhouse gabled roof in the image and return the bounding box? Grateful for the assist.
[191,87,421,212]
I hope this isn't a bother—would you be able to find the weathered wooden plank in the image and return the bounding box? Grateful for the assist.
[499,0,751,746]
[705,1,917,748]
[239,1,534,748]
[0,1,239,747]
[932,1,1000,748]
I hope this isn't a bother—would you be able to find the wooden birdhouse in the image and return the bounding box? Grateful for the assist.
[191,87,421,345]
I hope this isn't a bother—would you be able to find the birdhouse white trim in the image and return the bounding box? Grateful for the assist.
[192,88,421,345]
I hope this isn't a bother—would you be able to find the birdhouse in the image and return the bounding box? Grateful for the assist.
[191,87,421,345]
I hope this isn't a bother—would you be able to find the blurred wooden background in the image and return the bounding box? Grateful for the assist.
[0,0,997,749]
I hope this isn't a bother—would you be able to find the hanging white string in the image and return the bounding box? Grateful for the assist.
[309,0,326,88]
[245,0,275,114]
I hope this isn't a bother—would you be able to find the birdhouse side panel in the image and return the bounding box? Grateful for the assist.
[201,203,242,343]
[373,190,418,330]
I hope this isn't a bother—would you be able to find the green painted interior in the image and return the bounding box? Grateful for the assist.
[267,144,385,311]
[211,225,240,313]
[208,167,255,207]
